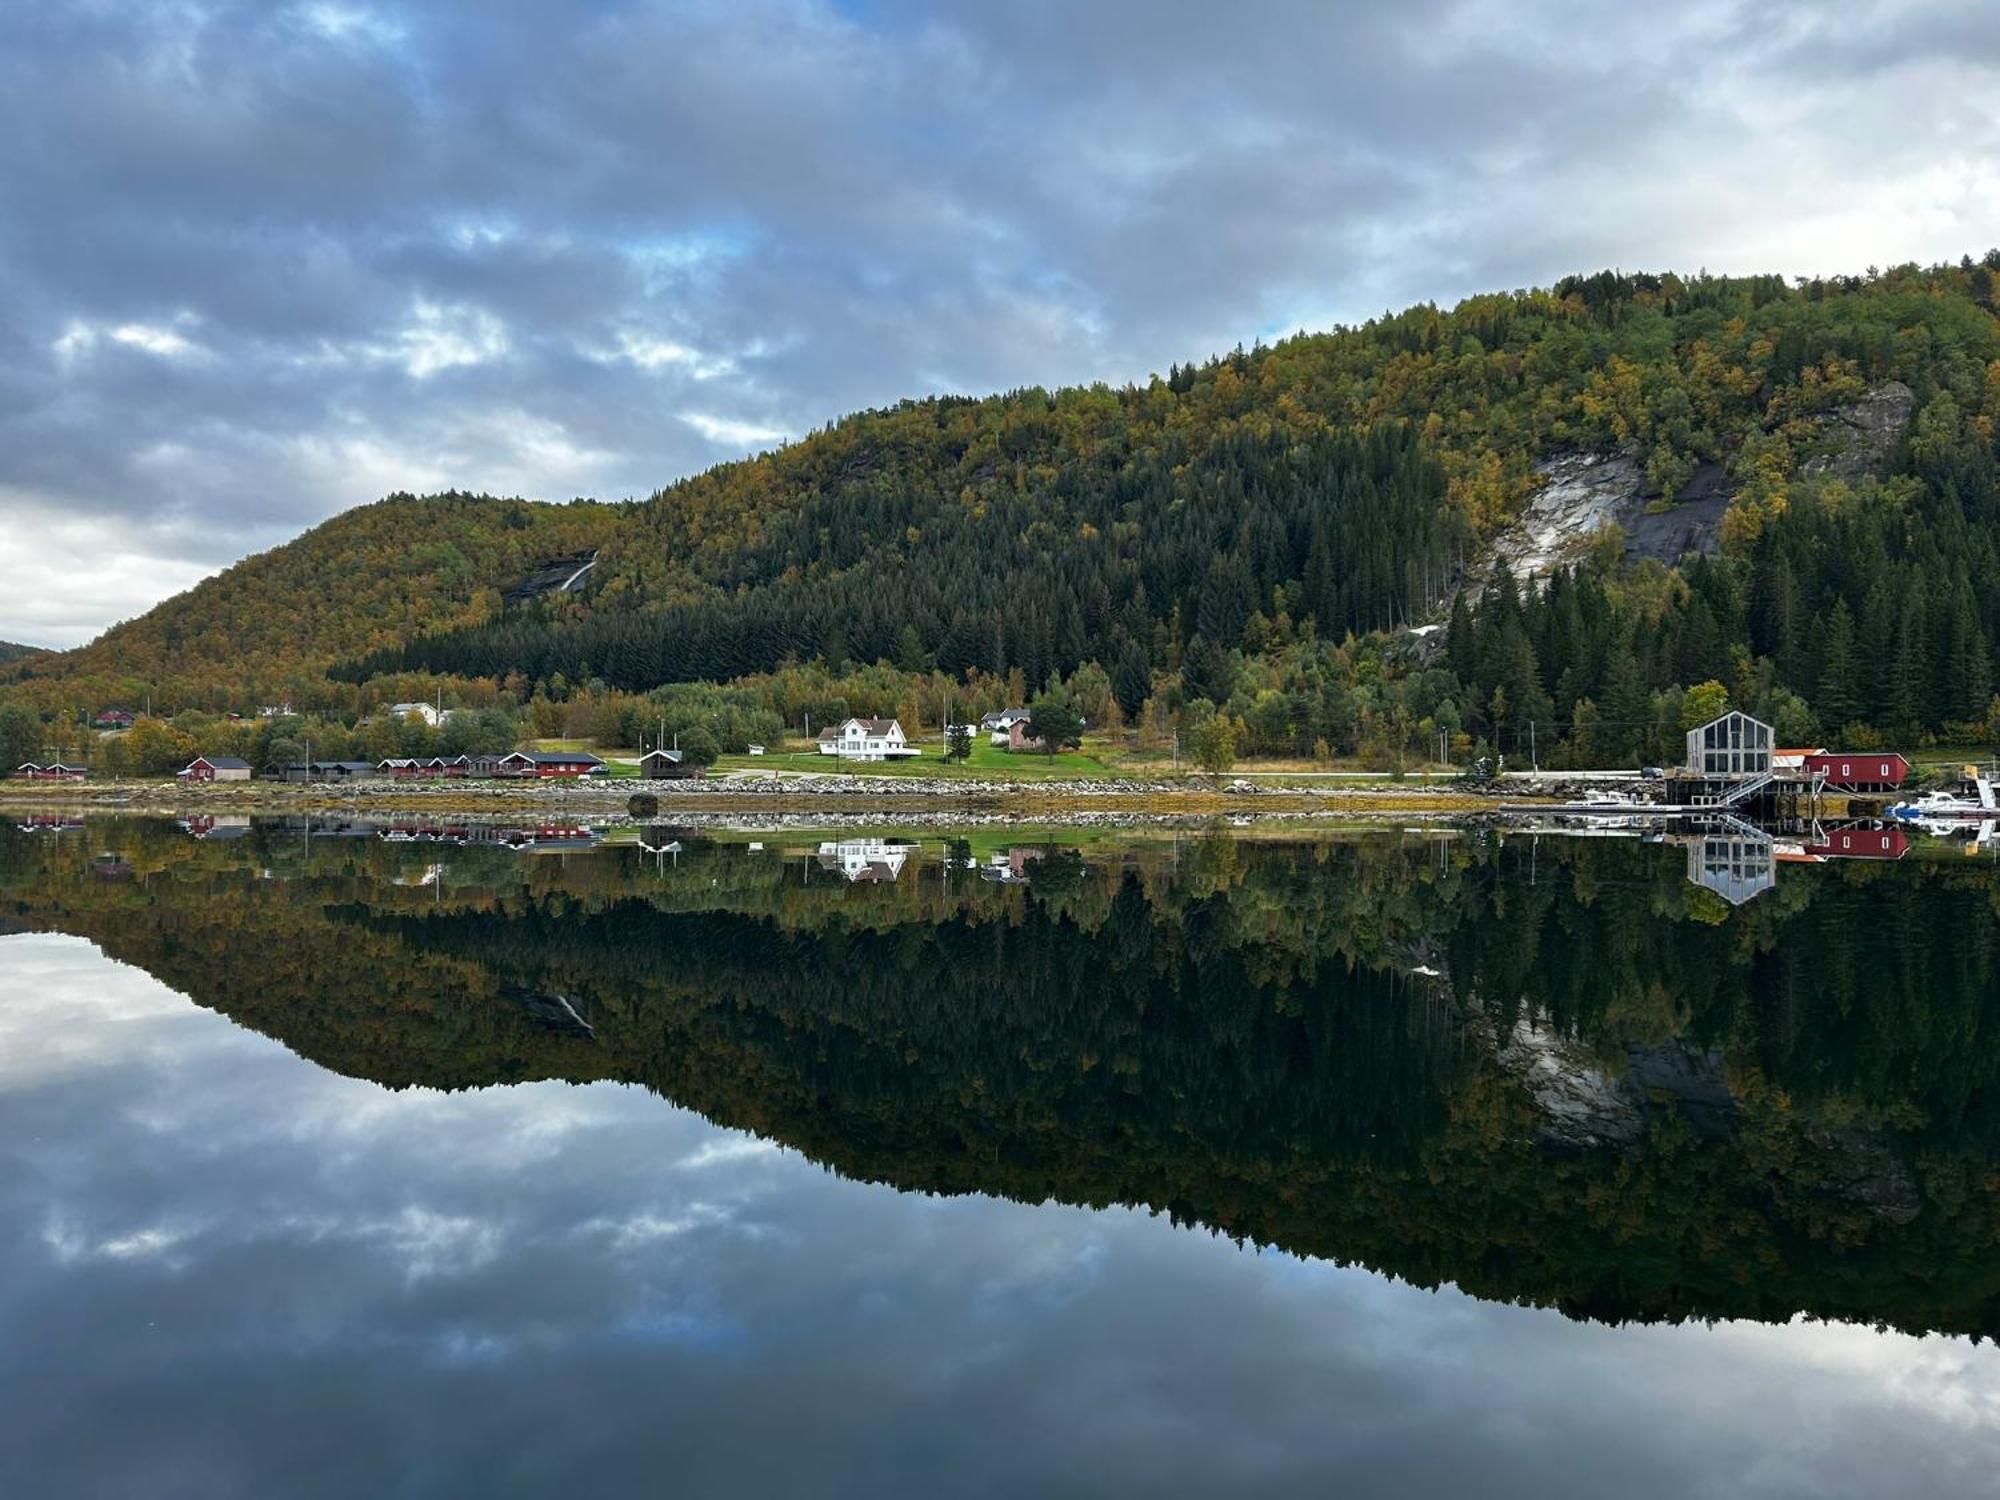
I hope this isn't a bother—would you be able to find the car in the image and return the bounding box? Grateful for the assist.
[1640,766,1665,780]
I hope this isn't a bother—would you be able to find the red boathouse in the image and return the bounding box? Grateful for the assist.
[1804,753,1910,791]
[1805,826,1910,861]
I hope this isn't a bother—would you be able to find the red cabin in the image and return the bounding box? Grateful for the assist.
[15,762,88,782]
[1804,753,1910,791]
[1805,826,1910,861]
[496,751,605,779]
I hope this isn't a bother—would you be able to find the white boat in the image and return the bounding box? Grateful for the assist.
[1888,774,1998,821]
[1899,816,1998,849]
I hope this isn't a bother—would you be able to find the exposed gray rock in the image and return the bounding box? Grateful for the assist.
[1475,381,1912,597]
[1486,447,1726,587]
[1494,1018,1647,1148]
[1623,1040,1737,1140]
[1488,449,1644,584]
[1485,1015,1741,1149]
[1798,1121,1923,1225]
[1797,380,1916,482]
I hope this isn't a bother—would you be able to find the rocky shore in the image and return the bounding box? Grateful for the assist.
[0,769,1500,822]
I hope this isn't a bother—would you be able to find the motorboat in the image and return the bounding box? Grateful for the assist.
[1888,774,1997,821]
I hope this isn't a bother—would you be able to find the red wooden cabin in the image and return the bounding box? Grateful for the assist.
[1805,826,1910,861]
[1804,753,1910,791]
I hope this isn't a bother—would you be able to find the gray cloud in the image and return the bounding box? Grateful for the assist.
[2,0,1998,645]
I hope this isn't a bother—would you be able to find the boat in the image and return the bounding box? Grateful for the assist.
[1887,773,1998,821]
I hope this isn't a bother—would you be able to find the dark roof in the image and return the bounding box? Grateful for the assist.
[190,756,251,770]
[639,748,684,763]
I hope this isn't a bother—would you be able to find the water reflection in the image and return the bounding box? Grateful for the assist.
[6,926,2000,1498]
[3,817,1998,1345]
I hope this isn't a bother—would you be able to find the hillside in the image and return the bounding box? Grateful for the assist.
[7,257,2000,762]
[0,642,42,666]
[2,493,624,708]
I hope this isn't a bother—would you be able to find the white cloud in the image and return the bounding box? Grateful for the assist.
[395,300,510,379]
[610,330,734,379]
[52,315,207,365]
[297,2,407,49]
[681,412,789,448]
[0,498,218,648]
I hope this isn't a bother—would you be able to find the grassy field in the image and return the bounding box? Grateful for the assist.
[710,738,1127,779]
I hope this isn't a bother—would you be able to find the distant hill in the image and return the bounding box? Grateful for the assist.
[3,492,625,706]
[0,641,43,665]
[6,257,1999,759]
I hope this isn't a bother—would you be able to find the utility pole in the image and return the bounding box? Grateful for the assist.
[1529,720,1538,775]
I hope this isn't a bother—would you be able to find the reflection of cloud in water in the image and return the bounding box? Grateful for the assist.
[6,933,2000,1497]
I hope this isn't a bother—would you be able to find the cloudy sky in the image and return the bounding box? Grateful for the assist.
[4,0,1999,648]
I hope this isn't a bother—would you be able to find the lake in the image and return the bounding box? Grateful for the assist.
[3,815,1999,1497]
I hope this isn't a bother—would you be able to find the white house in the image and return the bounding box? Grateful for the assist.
[816,718,920,761]
[980,708,1033,745]
[816,839,915,881]
[388,701,442,727]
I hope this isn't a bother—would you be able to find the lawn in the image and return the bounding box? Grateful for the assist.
[709,737,1128,779]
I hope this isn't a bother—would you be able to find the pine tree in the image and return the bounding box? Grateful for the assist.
[1817,599,1860,732]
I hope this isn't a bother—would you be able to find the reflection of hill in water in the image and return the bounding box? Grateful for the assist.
[5,820,2000,1337]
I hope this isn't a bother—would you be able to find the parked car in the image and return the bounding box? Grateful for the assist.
[1640,766,1665,780]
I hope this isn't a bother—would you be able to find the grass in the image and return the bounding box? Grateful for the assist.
[710,737,1128,780]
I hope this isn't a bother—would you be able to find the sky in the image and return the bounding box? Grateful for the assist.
[4,0,2000,648]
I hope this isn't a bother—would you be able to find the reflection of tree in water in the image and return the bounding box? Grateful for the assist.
[4,821,2000,1336]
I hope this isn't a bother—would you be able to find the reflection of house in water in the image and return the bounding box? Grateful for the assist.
[180,815,252,841]
[1683,830,1776,906]
[978,847,1043,884]
[496,826,600,854]
[815,839,915,882]
[1793,824,1911,863]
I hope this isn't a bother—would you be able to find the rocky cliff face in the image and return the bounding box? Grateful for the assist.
[1482,381,1916,587]
[1797,380,1915,482]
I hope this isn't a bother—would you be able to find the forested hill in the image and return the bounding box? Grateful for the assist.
[4,494,624,703]
[0,642,41,666]
[9,257,2000,761]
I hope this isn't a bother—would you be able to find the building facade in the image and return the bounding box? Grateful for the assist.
[178,756,252,783]
[816,718,918,761]
[1684,711,1773,779]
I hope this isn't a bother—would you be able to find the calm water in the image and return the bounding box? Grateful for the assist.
[3,816,1999,1497]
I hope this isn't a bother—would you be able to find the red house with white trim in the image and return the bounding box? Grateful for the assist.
[1805,825,1910,861]
[14,762,89,782]
[496,750,605,779]
[1804,753,1910,791]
